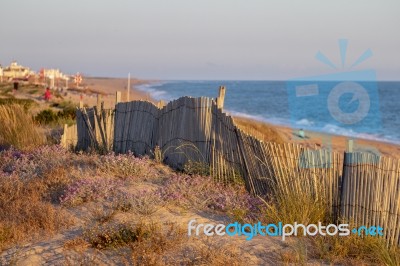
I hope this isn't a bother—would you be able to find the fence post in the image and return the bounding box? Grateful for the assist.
[127,73,130,102]
[61,123,68,148]
[157,100,165,108]
[347,139,353,152]
[216,86,226,109]
[97,93,102,108]
[340,140,353,224]
[78,92,84,108]
[116,91,121,104]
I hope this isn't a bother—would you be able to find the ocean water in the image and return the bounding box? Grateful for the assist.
[137,80,400,144]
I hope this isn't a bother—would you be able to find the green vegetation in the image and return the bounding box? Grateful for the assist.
[84,223,141,249]
[0,98,37,111]
[35,101,77,125]
[28,89,39,95]
[183,160,210,176]
[0,83,42,96]
[35,109,75,125]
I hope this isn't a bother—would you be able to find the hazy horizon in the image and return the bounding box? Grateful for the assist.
[1,0,399,80]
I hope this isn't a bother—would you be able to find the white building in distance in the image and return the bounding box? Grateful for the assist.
[42,68,69,80]
[2,61,34,80]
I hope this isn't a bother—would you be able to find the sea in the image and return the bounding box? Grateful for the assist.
[136,80,400,145]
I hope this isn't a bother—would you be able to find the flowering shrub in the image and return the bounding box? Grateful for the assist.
[112,191,133,212]
[0,145,74,179]
[129,189,163,216]
[112,189,163,216]
[60,177,122,206]
[0,147,159,182]
[158,174,264,222]
[96,152,157,179]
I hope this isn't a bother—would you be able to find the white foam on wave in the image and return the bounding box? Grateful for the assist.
[320,124,400,144]
[295,118,314,127]
[226,110,265,121]
[136,82,170,101]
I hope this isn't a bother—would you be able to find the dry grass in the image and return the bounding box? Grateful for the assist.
[90,205,117,224]
[279,239,308,265]
[310,233,400,265]
[0,148,83,250]
[82,220,243,265]
[277,222,400,266]
[0,104,45,150]
[261,173,328,226]
[233,116,285,144]
[63,237,91,252]
[260,162,400,265]
[182,239,243,266]
[256,148,400,265]
[0,175,73,250]
[128,222,243,265]
[129,190,163,216]
[128,222,186,264]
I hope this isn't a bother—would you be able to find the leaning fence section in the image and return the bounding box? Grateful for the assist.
[209,102,245,183]
[75,106,115,152]
[75,108,94,151]
[156,97,211,170]
[112,96,244,184]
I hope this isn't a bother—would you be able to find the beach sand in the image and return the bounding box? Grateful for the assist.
[65,77,154,109]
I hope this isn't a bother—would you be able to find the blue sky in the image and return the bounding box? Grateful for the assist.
[0,0,399,80]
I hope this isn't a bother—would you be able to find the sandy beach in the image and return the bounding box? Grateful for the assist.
[64,77,154,109]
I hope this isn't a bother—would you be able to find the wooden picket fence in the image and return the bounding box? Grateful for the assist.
[60,123,77,150]
[61,88,400,247]
[341,152,400,246]
[236,131,343,220]
[112,93,244,184]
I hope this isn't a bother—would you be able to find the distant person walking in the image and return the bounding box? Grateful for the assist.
[13,81,19,95]
[44,87,52,101]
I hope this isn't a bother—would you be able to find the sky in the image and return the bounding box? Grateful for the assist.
[0,0,399,80]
